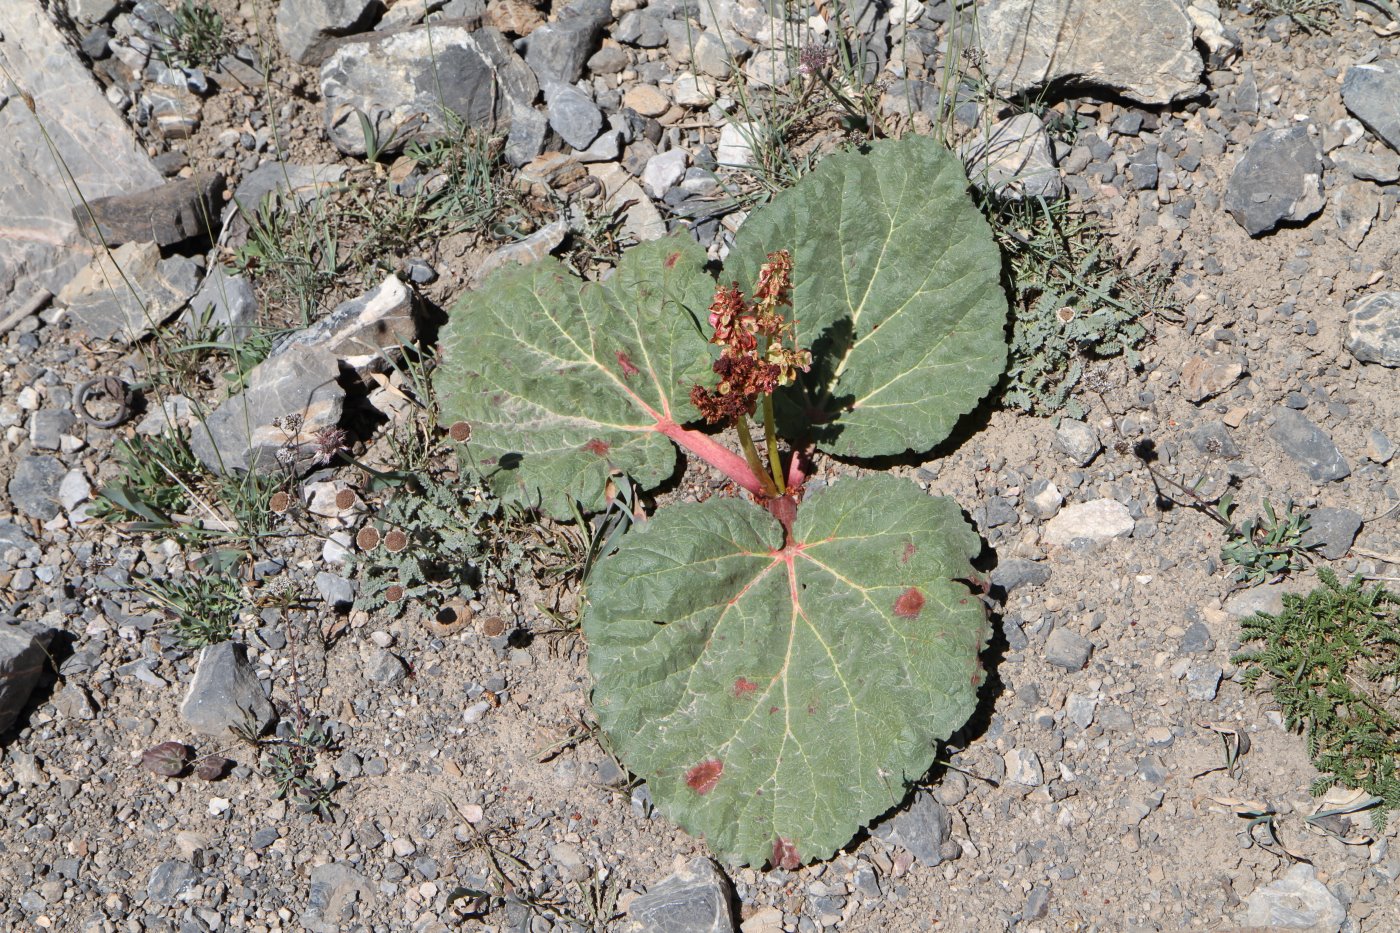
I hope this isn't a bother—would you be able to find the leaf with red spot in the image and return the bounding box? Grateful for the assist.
[587,475,988,867]
[436,237,717,518]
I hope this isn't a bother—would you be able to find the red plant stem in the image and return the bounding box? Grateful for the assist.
[655,419,770,498]
[786,445,807,490]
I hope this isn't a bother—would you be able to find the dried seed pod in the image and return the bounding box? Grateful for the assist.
[269,491,292,514]
[384,529,409,553]
[448,421,472,443]
[335,488,357,511]
[356,526,381,551]
[141,741,192,777]
[194,756,231,781]
[385,584,405,602]
[479,615,507,638]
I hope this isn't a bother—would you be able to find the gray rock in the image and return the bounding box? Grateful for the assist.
[1024,478,1063,520]
[1024,883,1052,921]
[183,266,259,343]
[1225,126,1325,237]
[1043,499,1134,546]
[1345,292,1400,367]
[73,172,223,248]
[28,410,75,452]
[0,625,57,733]
[271,274,415,376]
[1332,181,1379,251]
[1053,419,1100,466]
[503,103,550,167]
[276,0,383,67]
[615,10,667,47]
[222,162,347,247]
[622,857,734,933]
[1301,507,1362,560]
[315,572,356,610]
[525,10,607,84]
[1180,353,1244,402]
[306,862,374,933]
[544,81,603,151]
[1342,60,1400,152]
[965,0,1203,105]
[1368,428,1395,463]
[1185,663,1222,701]
[995,558,1052,596]
[0,1,163,312]
[364,648,407,684]
[188,349,345,474]
[1241,864,1345,933]
[872,790,958,867]
[472,220,567,286]
[179,642,276,739]
[1044,627,1093,671]
[320,23,537,158]
[1225,584,1285,619]
[962,112,1063,199]
[1189,421,1240,459]
[1269,408,1350,483]
[1180,620,1213,654]
[1004,747,1044,785]
[1331,147,1400,183]
[70,0,123,23]
[58,469,92,512]
[147,859,199,905]
[642,148,688,199]
[588,45,628,75]
[57,241,201,345]
[53,683,97,719]
[8,456,67,521]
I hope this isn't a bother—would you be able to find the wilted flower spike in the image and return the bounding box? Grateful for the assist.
[311,426,348,466]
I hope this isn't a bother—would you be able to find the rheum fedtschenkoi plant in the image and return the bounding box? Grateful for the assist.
[437,135,1009,869]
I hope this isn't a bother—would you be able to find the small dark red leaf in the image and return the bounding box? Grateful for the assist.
[194,756,231,781]
[893,587,925,618]
[141,741,192,777]
[684,759,723,795]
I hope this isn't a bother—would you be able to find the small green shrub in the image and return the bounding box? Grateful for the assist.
[1216,496,1313,585]
[157,1,233,70]
[139,562,247,647]
[1234,569,1400,829]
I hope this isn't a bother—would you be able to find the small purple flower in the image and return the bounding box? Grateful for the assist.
[799,43,832,77]
[310,426,348,465]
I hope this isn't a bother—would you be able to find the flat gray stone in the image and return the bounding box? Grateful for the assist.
[872,790,958,867]
[320,23,538,158]
[1345,292,1400,367]
[0,0,162,315]
[73,172,224,248]
[1332,181,1378,251]
[544,80,603,151]
[1180,353,1244,402]
[1330,148,1400,183]
[642,148,688,199]
[471,220,567,287]
[276,0,384,67]
[1268,408,1349,483]
[966,0,1203,105]
[1053,419,1100,466]
[270,274,415,376]
[1225,126,1325,237]
[1044,627,1093,671]
[962,112,1063,200]
[623,857,734,933]
[0,625,57,733]
[525,8,607,84]
[180,642,276,739]
[189,348,345,474]
[1301,507,1362,560]
[1225,584,1286,619]
[1241,864,1345,933]
[306,862,375,933]
[992,559,1051,595]
[8,455,67,521]
[146,859,199,905]
[1342,60,1400,152]
[183,266,259,343]
[221,162,348,248]
[57,241,201,345]
[1044,499,1134,546]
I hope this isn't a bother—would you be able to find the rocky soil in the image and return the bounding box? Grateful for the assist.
[2,0,1400,931]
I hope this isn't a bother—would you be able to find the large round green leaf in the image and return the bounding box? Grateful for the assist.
[727,136,1008,459]
[435,237,716,518]
[586,475,989,867]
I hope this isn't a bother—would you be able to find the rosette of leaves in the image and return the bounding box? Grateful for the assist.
[437,135,1006,866]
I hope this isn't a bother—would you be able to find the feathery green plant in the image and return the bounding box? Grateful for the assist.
[1234,569,1400,829]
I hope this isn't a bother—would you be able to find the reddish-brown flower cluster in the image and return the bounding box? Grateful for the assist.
[691,251,811,425]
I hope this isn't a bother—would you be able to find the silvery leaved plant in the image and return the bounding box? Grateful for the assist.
[437,136,1009,867]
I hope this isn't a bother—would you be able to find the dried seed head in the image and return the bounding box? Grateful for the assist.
[281,412,304,434]
[269,491,292,514]
[385,529,409,553]
[798,43,831,77]
[1056,306,1076,323]
[448,421,472,443]
[335,488,357,510]
[386,584,405,602]
[311,426,348,466]
[480,616,507,637]
[356,526,381,550]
